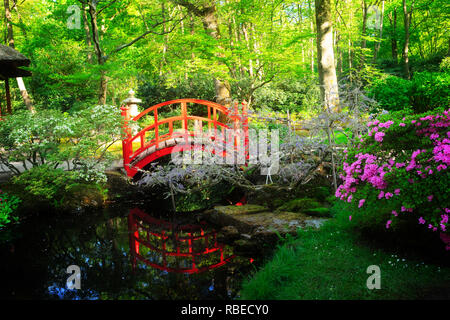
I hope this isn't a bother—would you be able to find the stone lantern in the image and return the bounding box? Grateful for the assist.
[122,89,142,118]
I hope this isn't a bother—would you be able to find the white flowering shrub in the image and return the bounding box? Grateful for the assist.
[0,105,124,184]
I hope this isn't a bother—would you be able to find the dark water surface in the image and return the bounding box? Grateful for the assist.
[0,204,254,300]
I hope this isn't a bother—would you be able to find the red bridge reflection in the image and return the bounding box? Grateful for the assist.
[128,208,235,274]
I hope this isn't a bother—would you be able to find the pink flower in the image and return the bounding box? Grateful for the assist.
[427,195,433,202]
[399,123,406,127]
[349,215,352,221]
[378,191,385,199]
[394,189,401,195]
[374,132,385,142]
[358,199,365,208]
[430,133,439,140]
[418,217,425,224]
[386,220,392,229]
[392,210,398,217]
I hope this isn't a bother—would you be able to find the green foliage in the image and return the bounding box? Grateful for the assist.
[0,105,124,182]
[0,190,21,228]
[367,72,450,113]
[240,219,450,299]
[11,165,107,210]
[367,75,412,112]
[440,57,450,72]
[251,76,320,112]
[410,72,450,113]
[138,74,216,108]
[12,166,77,207]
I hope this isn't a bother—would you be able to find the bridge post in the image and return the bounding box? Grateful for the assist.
[121,90,142,175]
[242,100,249,159]
[233,101,240,148]
[121,104,132,174]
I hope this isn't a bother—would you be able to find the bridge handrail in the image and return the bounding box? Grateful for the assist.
[130,98,230,121]
[121,98,249,177]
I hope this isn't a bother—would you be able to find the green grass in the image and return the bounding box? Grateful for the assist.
[239,219,450,299]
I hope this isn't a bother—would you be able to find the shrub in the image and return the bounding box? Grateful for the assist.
[138,73,216,108]
[367,72,450,113]
[335,107,449,242]
[0,105,123,182]
[440,57,450,72]
[0,190,21,228]
[251,76,320,113]
[367,75,412,112]
[410,72,450,113]
[11,165,107,210]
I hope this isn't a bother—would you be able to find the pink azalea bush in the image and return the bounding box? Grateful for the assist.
[336,107,449,246]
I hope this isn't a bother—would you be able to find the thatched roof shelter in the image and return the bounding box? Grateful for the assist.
[0,44,32,117]
[0,44,32,79]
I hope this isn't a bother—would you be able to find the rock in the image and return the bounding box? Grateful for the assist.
[304,218,328,229]
[202,205,312,238]
[233,239,259,255]
[215,204,268,215]
[275,198,320,213]
[220,226,240,240]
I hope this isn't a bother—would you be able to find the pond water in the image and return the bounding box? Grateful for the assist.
[0,204,255,300]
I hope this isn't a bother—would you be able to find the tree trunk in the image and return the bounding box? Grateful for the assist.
[373,1,385,63]
[87,0,108,104]
[309,0,315,73]
[4,0,14,47]
[360,0,368,68]
[176,1,231,109]
[82,5,93,63]
[402,0,413,79]
[159,2,168,76]
[388,7,398,64]
[315,0,339,110]
[203,6,231,108]
[4,78,12,115]
[4,0,34,113]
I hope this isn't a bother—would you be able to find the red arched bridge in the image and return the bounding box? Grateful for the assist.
[128,208,235,274]
[121,99,249,178]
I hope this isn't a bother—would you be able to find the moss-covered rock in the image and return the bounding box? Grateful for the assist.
[215,204,268,216]
[304,207,331,217]
[275,198,320,213]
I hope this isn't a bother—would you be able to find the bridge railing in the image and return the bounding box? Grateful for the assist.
[121,98,249,176]
[128,208,235,273]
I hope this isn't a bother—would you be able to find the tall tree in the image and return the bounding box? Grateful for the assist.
[402,0,414,79]
[315,0,339,109]
[373,0,385,63]
[79,0,177,104]
[387,4,398,64]
[174,0,232,110]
